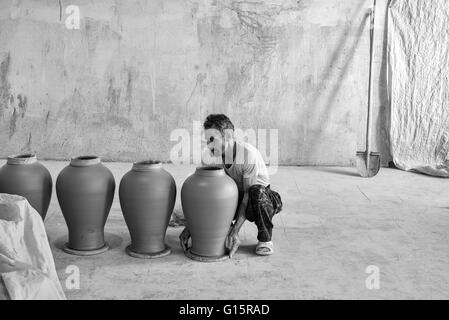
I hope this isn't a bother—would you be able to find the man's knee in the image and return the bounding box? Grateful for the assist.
[248,184,266,201]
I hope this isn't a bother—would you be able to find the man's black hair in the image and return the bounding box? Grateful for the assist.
[203,114,235,134]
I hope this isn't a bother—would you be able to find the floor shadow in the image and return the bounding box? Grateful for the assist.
[165,233,183,253]
[237,244,257,256]
[105,233,123,249]
[314,167,360,177]
[52,235,67,250]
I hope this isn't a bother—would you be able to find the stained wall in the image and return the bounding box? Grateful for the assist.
[0,0,391,165]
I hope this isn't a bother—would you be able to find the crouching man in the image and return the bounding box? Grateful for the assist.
[179,114,282,257]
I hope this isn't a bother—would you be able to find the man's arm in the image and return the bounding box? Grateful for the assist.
[231,190,248,235]
[226,178,251,257]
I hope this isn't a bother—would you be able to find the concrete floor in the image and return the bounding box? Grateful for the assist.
[6,160,449,299]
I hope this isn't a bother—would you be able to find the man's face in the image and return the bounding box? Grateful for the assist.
[204,128,224,156]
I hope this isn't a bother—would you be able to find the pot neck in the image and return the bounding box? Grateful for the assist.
[195,166,225,177]
[70,156,101,167]
[132,160,163,171]
[7,153,37,165]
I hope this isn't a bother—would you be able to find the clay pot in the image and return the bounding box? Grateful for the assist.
[181,166,238,259]
[56,156,115,255]
[119,160,176,258]
[0,154,52,220]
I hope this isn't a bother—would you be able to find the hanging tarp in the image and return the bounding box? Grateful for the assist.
[388,0,449,177]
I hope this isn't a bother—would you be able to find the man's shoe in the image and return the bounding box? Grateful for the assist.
[255,241,274,256]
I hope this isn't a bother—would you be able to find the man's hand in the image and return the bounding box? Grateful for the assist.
[225,227,240,258]
[179,227,191,252]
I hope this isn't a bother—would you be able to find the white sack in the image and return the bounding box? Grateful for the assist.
[0,193,65,300]
[388,0,449,177]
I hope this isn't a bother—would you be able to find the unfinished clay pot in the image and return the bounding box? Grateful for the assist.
[119,161,176,258]
[181,166,238,260]
[0,154,52,220]
[56,156,115,255]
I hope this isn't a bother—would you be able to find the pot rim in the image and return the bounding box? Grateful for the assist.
[7,153,37,165]
[70,155,101,167]
[132,160,163,171]
[195,166,225,177]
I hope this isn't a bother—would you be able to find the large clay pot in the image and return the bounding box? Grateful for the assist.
[119,161,176,258]
[56,156,115,255]
[181,166,238,261]
[0,154,52,220]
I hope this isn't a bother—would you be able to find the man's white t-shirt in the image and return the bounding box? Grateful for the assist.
[223,140,270,192]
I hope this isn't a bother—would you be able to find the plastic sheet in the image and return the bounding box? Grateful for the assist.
[0,193,65,300]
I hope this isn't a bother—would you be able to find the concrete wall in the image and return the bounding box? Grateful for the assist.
[0,0,391,166]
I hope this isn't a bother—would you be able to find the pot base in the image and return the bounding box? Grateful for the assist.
[126,245,171,259]
[184,248,230,262]
[63,243,109,256]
